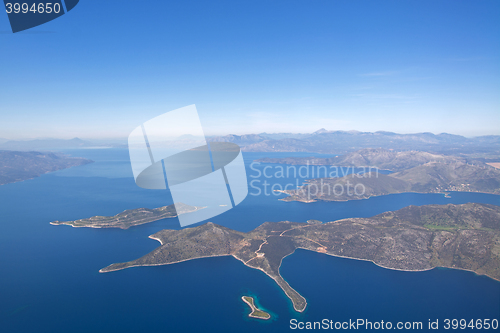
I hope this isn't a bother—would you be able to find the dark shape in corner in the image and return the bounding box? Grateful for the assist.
[3,0,79,33]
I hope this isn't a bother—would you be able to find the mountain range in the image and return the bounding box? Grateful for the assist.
[2,130,499,155]
[209,129,500,155]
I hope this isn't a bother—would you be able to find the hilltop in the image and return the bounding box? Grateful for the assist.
[209,130,500,155]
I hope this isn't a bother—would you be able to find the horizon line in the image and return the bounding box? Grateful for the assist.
[2,129,500,142]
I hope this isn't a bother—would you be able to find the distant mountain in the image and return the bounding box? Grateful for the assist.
[313,128,330,134]
[0,150,93,185]
[208,132,313,144]
[255,132,312,140]
[208,134,269,146]
[242,138,313,152]
[4,130,499,154]
[0,138,116,151]
[209,130,500,154]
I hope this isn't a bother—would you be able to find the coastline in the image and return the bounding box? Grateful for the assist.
[50,221,105,228]
[233,254,308,313]
[99,253,233,273]
[279,190,499,203]
[50,205,206,229]
[241,296,271,320]
[295,246,500,283]
[148,235,163,245]
[98,238,499,313]
[99,212,500,312]
[98,201,500,315]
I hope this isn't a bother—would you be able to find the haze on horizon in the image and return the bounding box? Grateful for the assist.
[1,127,499,143]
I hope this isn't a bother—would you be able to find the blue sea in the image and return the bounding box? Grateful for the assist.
[0,149,499,333]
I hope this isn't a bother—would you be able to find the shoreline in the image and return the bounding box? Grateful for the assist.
[99,253,233,273]
[280,190,499,203]
[294,246,500,283]
[99,218,499,312]
[50,205,206,229]
[98,242,499,312]
[100,241,308,312]
[148,235,163,245]
[50,221,106,228]
[0,156,93,186]
[241,296,271,320]
[233,255,308,313]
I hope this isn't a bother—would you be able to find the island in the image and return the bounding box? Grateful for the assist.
[255,149,500,202]
[241,296,271,320]
[51,203,204,229]
[99,203,500,312]
[0,150,93,185]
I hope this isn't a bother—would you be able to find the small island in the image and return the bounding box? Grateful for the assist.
[51,203,204,229]
[241,296,271,320]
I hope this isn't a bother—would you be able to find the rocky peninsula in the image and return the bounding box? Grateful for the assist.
[51,203,204,229]
[99,203,500,312]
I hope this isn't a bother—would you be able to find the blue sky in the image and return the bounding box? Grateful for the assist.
[0,0,499,139]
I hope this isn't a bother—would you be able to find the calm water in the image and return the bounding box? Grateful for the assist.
[0,149,498,333]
